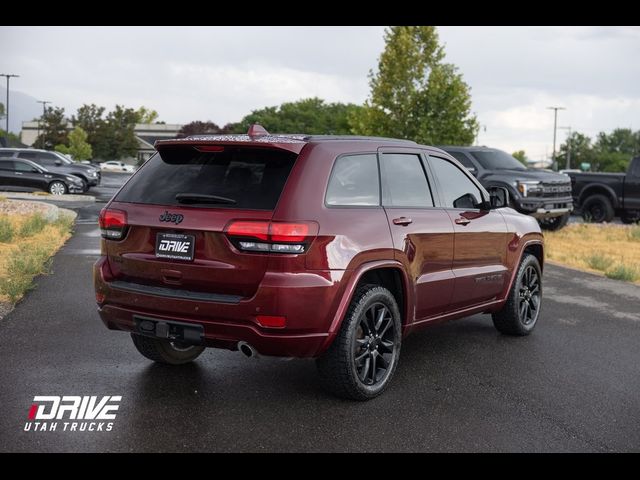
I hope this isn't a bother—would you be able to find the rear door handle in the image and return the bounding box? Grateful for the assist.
[455,217,471,226]
[393,217,413,226]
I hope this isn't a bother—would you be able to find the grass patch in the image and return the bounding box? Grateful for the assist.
[0,195,6,202]
[19,213,47,237]
[0,245,52,302]
[545,223,640,284]
[0,210,75,304]
[605,265,639,282]
[586,253,613,271]
[0,216,14,243]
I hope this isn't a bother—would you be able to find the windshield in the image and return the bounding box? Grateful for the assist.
[470,149,527,171]
[52,152,73,165]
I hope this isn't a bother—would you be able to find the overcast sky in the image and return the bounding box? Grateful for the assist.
[2,26,639,159]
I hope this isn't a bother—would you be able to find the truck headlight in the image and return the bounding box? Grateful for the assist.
[516,181,542,197]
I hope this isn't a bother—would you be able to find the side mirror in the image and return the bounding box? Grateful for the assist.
[488,186,509,209]
[54,159,62,166]
[32,168,41,173]
[466,167,478,176]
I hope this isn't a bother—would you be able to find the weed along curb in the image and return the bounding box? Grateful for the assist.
[0,199,77,319]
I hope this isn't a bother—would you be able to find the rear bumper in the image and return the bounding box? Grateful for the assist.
[515,196,573,218]
[93,256,346,358]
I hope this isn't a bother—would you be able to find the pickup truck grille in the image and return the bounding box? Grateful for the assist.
[540,182,572,198]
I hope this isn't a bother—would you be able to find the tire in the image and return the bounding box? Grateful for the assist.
[130,333,205,365]
[492,254,542,336]
[48,181,68,195]
[582,194,614,223]
[316,285,402,401]
[75,177,88,192]
[538,212,570,231]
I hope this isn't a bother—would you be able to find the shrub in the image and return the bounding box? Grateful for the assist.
[0,216,14,243]
[0,245,53,302]
[19,214,48,237]
[586,253,613,271]
[605,265,639,282]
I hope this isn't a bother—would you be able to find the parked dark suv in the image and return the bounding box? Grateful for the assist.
[440,146,573,230]
[0,148,100,191]
[94,126,544,400]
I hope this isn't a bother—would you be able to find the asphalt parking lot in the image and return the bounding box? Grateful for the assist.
[0,172,639,452]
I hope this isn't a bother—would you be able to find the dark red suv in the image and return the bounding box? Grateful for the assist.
[94,125,544,400]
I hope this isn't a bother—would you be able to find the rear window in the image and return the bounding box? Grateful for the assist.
[115,146,297,210]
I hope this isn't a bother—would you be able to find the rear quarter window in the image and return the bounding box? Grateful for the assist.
[325,154,379,206]
[114,146,297,210]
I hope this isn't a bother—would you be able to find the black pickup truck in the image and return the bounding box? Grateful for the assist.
[440,146,573,230]
[567,156,640,223]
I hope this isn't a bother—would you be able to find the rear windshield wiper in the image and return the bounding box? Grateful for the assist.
[175,193,237,205]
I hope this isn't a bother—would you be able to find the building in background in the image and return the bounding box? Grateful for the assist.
[20,121,182,164]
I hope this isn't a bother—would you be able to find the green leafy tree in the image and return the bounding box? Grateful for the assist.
[55,126,93,161]
[556,132,597,170]
[594,128,640,157]
[235,97,361,135]
[72,104,109,157]
[350,26,478,144]
[135,106,159,124]
[100,105,140,159]
[512,150,528,166]
[178,121,223,137]
[0,102,5,119]
[34,106,68,150]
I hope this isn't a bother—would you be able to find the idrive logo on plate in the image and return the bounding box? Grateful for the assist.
[24,396,122,432]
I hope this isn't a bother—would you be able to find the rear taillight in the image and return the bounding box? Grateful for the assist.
[98,208,128,240]
[225,220,318,254]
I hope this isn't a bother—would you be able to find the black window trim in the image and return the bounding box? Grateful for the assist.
[425,152,490,211]
[324,151,383,209]
[377,149,437,210]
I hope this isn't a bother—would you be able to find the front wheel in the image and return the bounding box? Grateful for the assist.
[316,285,402,400]
[492,254,542,336]
[48,181,68,195]
[131,333,205,365]
[538,212,570,231]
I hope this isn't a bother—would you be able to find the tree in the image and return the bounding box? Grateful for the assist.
[100,105,140,159]
[55,126,93,161]
[135,106,159,124]
[178,121,223,137]
[557,132,596,170]
[594,128,639,156]
[0,102,5,119]
[72,104,108,157]
[512,150,528,166]
[34,106,68,150]
[235,97,361,135]
[350,26,478,145]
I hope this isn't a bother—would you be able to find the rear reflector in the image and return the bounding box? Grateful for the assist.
[95,291,106,304]
[256,315,286,329]
[98,208,128,240]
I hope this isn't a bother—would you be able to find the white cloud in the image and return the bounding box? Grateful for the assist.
[1,25,638,159]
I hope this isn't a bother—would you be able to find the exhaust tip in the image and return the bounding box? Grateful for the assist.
[238,341,255,358]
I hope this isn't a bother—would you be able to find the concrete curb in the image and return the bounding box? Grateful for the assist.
[1,192,96,202]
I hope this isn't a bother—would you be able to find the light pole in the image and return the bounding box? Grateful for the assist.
[558,126,572,170]
[36,100,51,149]
[1,73,20,135]
[547,106,565,171]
